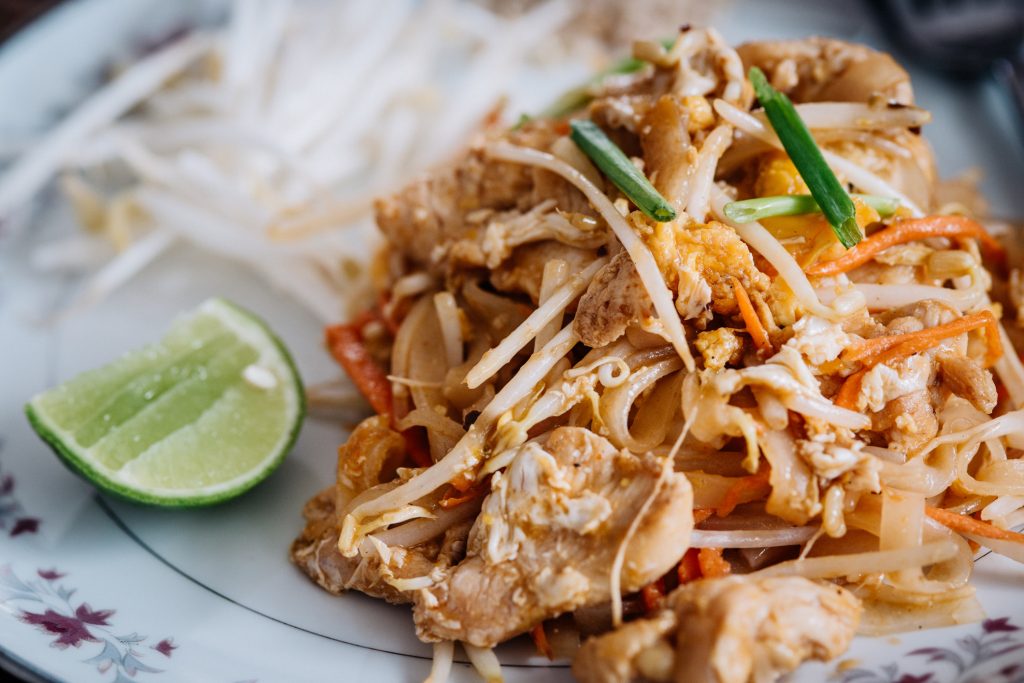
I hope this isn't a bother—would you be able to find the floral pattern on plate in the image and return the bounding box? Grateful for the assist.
[0,439,40,537]
[838,618,1024,683]
[0,565,176,682]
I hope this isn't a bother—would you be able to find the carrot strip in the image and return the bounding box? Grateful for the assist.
[806,215,1006,277]
[731,277,771,353]
[697,547,731,578]
[926,506,1024,545]
[641,578,666,613]
[716,467,772,517]
[530,623,553,660]
[325,324,393,416]
[834,370,865,410]
[844,311,1002,369]
[677,548,702,584]
[438,479,488,509]
[326,320,431,468]
[693,508,714,525]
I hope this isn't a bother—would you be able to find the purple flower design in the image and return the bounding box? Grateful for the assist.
[10,517,40,536]
[1,565,176,680]
[20,609,101,649]
[37,569,65,581]
[840,618,1024,683]
[153,638,177,657]
[983,618,1020,634]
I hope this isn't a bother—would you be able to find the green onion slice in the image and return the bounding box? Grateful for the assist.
[724,194,899,224]
[569,119,677,223]
[748,67,861,248]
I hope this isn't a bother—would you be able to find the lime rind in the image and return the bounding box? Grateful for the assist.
[25,298,305,507]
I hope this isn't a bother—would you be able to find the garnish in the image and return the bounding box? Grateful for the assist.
[724,193,899,224]
[569,119,677,223]
[748,66,861,248]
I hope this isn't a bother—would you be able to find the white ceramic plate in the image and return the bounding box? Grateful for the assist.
[2,1,1024,682]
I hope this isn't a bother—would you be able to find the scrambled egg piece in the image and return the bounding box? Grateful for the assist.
[647,219,770,317]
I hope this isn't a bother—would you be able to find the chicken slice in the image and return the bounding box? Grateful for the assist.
[737,37,912,104]
[575,251,654,347]
[290,487,469,604]
[938,355,997,413]
[573,576,861,683]
[413,427,694,646]
[291,415,471,603]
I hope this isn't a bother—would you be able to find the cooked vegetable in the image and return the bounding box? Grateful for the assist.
[749,67,861,248]
[807,215,1006,276]
[724,193,899,223]
[731,277,772,354]
[569,119,677,223]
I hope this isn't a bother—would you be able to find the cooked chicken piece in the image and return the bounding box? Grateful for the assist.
[872,389,939,453]
[413,427,694,646]
[376,122,594,276]
[575,251,654,347]
[572,576,861,683]
[489,241,599,304]
[939,355,997,413]
[334,415,405,511]
[737,37,912,104]
[290,488,468,604]
[696,327,744,371]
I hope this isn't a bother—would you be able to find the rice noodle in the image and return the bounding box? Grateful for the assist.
[844,283,985,312]
[433,292,464,369]
[535,259,570,352]
[486,143,695,371]
[760,102,932,131]
[996,322,1024,409]
[466,256,607,389]
[690,527,819,548]
[753,540,958,579]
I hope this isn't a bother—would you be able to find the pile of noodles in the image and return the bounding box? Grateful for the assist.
[325,27,1024,678]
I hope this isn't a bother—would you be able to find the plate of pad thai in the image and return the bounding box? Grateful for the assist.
[3,1,1024,683]
[291,24,1024,683]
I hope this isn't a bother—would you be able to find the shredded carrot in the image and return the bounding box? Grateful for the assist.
[677,548,702,584]
[641,578,666,613]
[926,506,1024,545]
[716,466,772,517]
[845,311,1002,369]
[325,323,393,416]
[834,370,866,410]
[806,215,1006,277]
[693,508,714,525]
[731,276,771,353]
[326,320,431,468]
[835,310,1003,409]
[697,547,731,578]
[439,479,488,509]
[449,470,476,493]
[530,623,553,660]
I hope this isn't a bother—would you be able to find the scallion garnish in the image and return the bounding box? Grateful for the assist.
[569,119,677,223]
[724,194,899,224]
[748,67,861,248]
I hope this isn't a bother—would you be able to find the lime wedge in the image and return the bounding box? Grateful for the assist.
[25,298,305,506]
